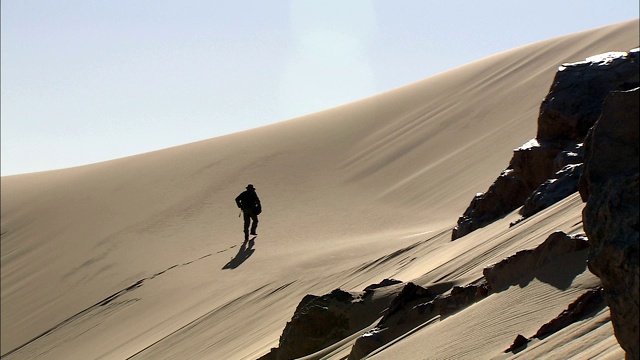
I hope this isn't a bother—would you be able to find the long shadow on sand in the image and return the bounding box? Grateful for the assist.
[222,238,256,270]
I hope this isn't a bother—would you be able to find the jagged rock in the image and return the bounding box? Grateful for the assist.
[579,87,640,201]
[257,348,277,360]
[519,163,582,218]
[505,334,530,353]
[263,283,405,360]
[453,48,639,240]
[349,282,489,360]
[533,287,606,339]
[538,49,639,145]
[518,142,585,219]
[275,289,353,360]
[349,282,436,360]
[483,231,589,292]
[351,231,587,359]
[433,283,489,318]
[553,142,584,170]
[363,278,403,292]
[452,140,561,239]
[580,87,639,359]
[379,282,432,324]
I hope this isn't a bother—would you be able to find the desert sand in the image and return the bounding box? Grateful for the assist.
[1,19,638,360]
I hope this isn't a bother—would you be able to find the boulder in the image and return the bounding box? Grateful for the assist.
[581,87,639,359]
[275,289,353,360]
[505,334,530,353]
[538,49,639,144]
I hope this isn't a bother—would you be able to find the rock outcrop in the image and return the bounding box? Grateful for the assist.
[261,228,593,360]
[259,281,404,360]
[348,282,439,360]
[348,281,488,360]
[580,87,639,359]
[452,48,639,240]
[520,163,582,218]
[537,51,639,144]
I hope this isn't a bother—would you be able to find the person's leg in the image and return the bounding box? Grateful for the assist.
[250,214,258,235]
[243,211,251,240]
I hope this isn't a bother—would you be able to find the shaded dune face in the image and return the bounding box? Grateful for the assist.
[1,20,639,360]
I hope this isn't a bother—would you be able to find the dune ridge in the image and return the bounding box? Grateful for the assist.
[1,19,638,359]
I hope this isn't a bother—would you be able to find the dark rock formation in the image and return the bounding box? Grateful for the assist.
[520,163,582,218]
[363,278,403,292]
[516,143,585,222]
[432,283,489,317]
[483,231,589,292]
[580,87,639,359]
[537,50,639,144]
[277,289,353,359]
[271,230,590,360]
[452,140,562,239]
[579,87,640,201]
[349,281,489,360]
[505,334,530,353]
[348,282,436,360]
[378,282,432,324]
[259,281,404,360]
[453,48,639,240]
[533,287,606,340]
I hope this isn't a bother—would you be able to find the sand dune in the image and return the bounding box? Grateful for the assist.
[1,19,638,359]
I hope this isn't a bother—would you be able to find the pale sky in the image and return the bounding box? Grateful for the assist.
[2,1,638,176]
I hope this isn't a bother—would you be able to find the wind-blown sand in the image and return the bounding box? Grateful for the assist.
[1,19,638,360]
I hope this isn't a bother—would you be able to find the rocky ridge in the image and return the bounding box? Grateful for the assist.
[452,48,639,240]
[261,231,594,360]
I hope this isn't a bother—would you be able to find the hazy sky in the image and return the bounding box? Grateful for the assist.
[2,1,638,176]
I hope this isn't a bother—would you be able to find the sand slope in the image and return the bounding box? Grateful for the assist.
[1,19,638,359]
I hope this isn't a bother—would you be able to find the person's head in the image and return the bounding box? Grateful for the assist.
[246,184,255,191]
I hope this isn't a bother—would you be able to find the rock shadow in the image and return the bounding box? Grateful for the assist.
[222,238,256,270]
[483,232,590,292]
[532,250,587,290]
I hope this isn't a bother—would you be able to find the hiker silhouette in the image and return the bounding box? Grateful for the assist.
[235,184,261,242]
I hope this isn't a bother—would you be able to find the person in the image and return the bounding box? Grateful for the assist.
[235,184,261,241]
